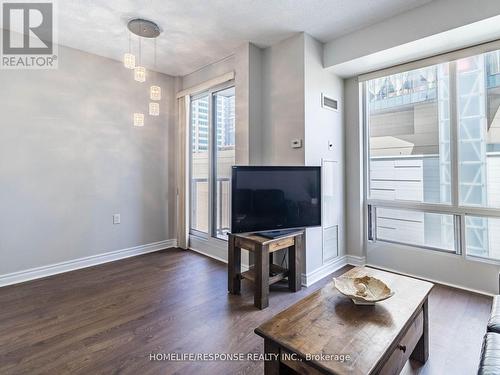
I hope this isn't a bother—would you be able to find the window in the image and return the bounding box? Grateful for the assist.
[214,87,235,239]
[189,85,235,241]
[465,216,500,260]
[457,52,500,208]
[374,208,455,252]
[190,95,210,233]
[367,64,451,204]
[365,47,500,260]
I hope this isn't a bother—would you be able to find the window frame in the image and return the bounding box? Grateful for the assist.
[362,49,500,262]
[188,81,235,242]
[211,86,236,240]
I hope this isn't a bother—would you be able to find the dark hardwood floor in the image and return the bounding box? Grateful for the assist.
[0,248,492,375]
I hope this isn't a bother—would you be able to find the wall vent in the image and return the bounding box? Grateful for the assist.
[321,94,338,111]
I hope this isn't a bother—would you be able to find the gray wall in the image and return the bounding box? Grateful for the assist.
[260,33,305,165]
[344,78,364,258]
[0,45,176,276]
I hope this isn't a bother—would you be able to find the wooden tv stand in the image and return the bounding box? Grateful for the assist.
[227,230,304,309]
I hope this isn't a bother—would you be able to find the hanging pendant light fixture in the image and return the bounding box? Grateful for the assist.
[149,102,160,116]
[126,18,163,125]
[150,85,161,100]
[124,53,135,69]
[123,32,135,69]
[133,113,145,127]
[134,66,146,82]
[134,35,146,82]
[149,39,161,102]
[127,18,161,83]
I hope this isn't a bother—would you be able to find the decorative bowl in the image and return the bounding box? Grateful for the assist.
[333,275,394,305]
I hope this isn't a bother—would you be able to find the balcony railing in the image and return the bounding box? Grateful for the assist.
[191,177,231,239]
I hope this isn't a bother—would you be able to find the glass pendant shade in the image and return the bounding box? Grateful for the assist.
[123,53,135,69]
[150,86,161,100]
[149,102,159,116]
[134,66,146,82]
[133,113,144,127]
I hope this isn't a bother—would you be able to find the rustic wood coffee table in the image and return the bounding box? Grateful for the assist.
[255,267,433,374]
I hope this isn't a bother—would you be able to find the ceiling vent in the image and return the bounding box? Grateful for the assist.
[321,94,338,111]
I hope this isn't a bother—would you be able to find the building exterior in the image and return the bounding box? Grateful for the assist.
[367,51,500,259]
[190,90,236,238]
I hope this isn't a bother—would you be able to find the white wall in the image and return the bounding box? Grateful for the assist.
[304,34,345,274]
[0,45,176,277]
[181,55,236,91]
[324,0,500,71]
[256,33,346,282]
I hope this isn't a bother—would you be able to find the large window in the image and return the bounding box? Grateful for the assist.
[365,47,500,260]
[190,85,235,241]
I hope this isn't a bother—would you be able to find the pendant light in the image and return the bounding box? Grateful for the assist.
[133,113,144,127]
[134,66,146,82]
[150,86,161,100]
[123,32,135,69]
[126,18,162,126]
[149,39,161,100]
[149,102,159,116]
[134,35,146,82]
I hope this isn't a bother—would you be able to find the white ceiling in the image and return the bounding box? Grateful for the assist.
[52,0,433,76]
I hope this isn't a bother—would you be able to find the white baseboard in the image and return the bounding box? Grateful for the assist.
[301,254,367,287]
[301,256,348,287]
[189,246,228,264]
[0,239,177,287]
[189,246,250,272]
[346,255,367,266]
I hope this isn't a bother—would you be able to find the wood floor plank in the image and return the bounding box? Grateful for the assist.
[0,248,492,375]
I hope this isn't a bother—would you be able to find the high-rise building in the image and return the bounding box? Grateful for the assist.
[192,94,235,152]
[191,97,209,152]
[216,94,235,149]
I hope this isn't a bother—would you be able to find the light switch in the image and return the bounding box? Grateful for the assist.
[328,140,334,151]
[113,214,121,224]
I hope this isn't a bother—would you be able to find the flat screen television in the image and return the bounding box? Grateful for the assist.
[231,166,321,235]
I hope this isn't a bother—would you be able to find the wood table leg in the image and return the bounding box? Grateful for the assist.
[255,244,269,309]
[411,298,429,363]
[288,234,302,292]
[264,339,281,375]
[228,235,241,295]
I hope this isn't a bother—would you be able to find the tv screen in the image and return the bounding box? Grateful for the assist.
[231,166,321,234]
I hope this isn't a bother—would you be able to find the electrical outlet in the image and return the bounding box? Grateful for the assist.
[291,139,302,149]
[113,214,121,225]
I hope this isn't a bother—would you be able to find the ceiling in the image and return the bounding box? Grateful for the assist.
[52,0,433,76]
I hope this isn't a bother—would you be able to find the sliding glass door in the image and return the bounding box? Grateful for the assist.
[189,85,235,241]
[213,87,236,239]
[190,94,210,235]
